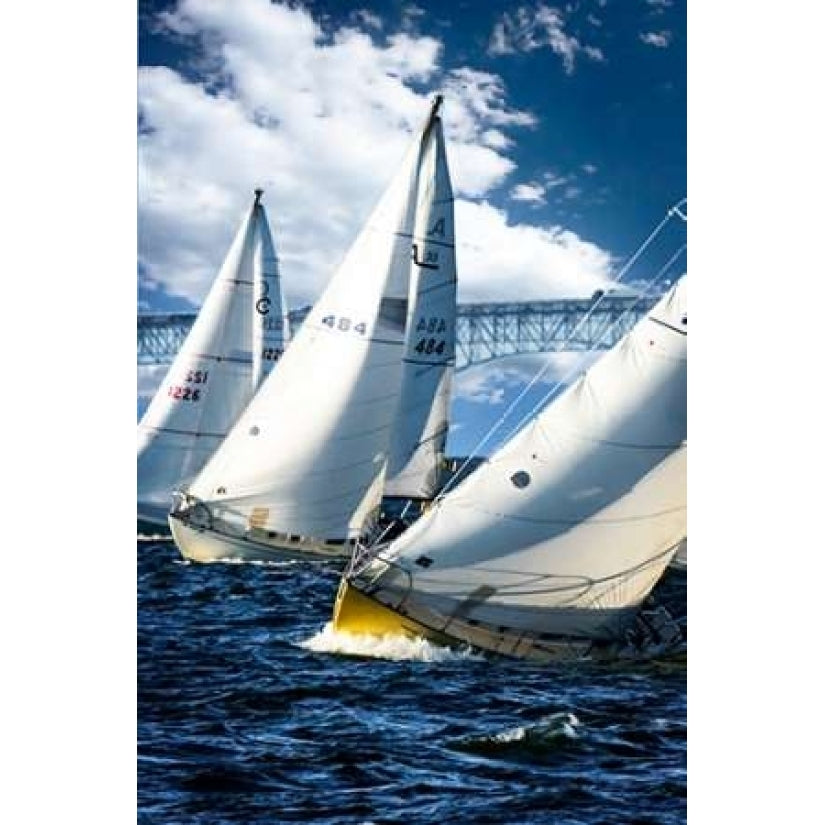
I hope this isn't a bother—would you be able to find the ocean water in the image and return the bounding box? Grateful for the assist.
[138,541,686,824]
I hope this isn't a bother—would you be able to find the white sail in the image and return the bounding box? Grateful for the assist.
[384,117,457,500]
[181,102,446,547]
[339,277,687,645]
[137,193,282,524]
[252,193,290,390]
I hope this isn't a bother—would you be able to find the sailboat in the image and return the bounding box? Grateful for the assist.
[332,275,687,662]
[169,96,454,563]
[137,190,289,534]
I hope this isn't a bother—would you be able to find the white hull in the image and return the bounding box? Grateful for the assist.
[168,513,354,563]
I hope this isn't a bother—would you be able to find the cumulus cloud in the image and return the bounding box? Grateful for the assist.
[510,181,547,204]
[455,200,613,302]
[640,30,673,48]
[488,3,605,74]
[453,352,599,406]
[138,0,613,312]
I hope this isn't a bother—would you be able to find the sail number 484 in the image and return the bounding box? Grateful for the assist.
[321,315,367,335]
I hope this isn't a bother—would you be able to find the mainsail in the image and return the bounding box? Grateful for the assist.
[334,276,688,657]
[384,116,457,501]
[137,191,287,526]
[171,98,448,559]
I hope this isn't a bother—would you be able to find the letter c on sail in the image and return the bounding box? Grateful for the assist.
[256,296,272,316]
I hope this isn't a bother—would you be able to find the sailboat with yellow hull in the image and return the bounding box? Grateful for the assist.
[333,276,687,662]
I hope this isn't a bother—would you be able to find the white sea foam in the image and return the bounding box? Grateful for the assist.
[493,712,582,744]
[299,622,484,663]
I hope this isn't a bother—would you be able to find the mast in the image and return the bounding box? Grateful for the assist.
[422,94,443,138]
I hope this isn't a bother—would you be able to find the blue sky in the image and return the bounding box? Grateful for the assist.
[137,0,686,453]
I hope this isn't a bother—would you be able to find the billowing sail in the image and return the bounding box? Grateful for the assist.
[252,195,290,389]
[335,277,687,652]
[384,117,457,500]
[177,101,446,552]
[137,192,284,526]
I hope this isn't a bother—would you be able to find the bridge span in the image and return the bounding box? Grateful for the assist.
[138,295,658,371]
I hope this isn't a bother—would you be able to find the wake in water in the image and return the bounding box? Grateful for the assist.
[299,621,484,663]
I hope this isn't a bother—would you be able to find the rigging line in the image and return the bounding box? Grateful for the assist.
[433,199,687,504]
[504,241,687,439]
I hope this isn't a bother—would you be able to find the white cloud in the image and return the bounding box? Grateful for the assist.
[454,200,613,302]
[137,364,170,403]
[138,0,613,311]
[480,128,513,150]
[640,30,673,48]
[581,163,598,175]
[352,9,382,30]
[488,3,605,74]
[543,170,569,189]
[510,181,547,204]
[453,351,599,406]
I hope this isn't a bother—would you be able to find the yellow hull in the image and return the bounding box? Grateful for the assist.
[332,579,452,646]
[331,579,634,662]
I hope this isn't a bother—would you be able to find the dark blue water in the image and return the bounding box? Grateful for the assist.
[138,541,686,824]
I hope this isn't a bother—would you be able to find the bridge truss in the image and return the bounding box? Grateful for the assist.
[137,295,658,371]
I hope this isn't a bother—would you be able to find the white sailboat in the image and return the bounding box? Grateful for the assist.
[169,97,451,562]
[137,190,288,533]
[332,276,687,662]
[383,113,457,507]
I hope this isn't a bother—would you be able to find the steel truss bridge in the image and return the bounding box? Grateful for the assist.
[137,295,658,371]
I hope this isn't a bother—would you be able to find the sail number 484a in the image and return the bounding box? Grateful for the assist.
[414,316,448,356]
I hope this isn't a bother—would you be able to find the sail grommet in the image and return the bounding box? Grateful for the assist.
[510,471,531,489]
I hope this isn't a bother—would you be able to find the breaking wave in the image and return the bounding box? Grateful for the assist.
[451,712,582,755]
[298,621,484,663]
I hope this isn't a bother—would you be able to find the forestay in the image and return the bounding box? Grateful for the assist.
[384,116,457,501]
[186,104,445,542]
[137,193,285,523]
[363,277,688,640]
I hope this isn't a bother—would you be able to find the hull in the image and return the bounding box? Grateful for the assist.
[169,512,354,563]
[333,577,684,664]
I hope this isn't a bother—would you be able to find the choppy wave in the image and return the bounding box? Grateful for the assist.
[298,621,485,662]
[452,712,582,756]
[139,541,686,824]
